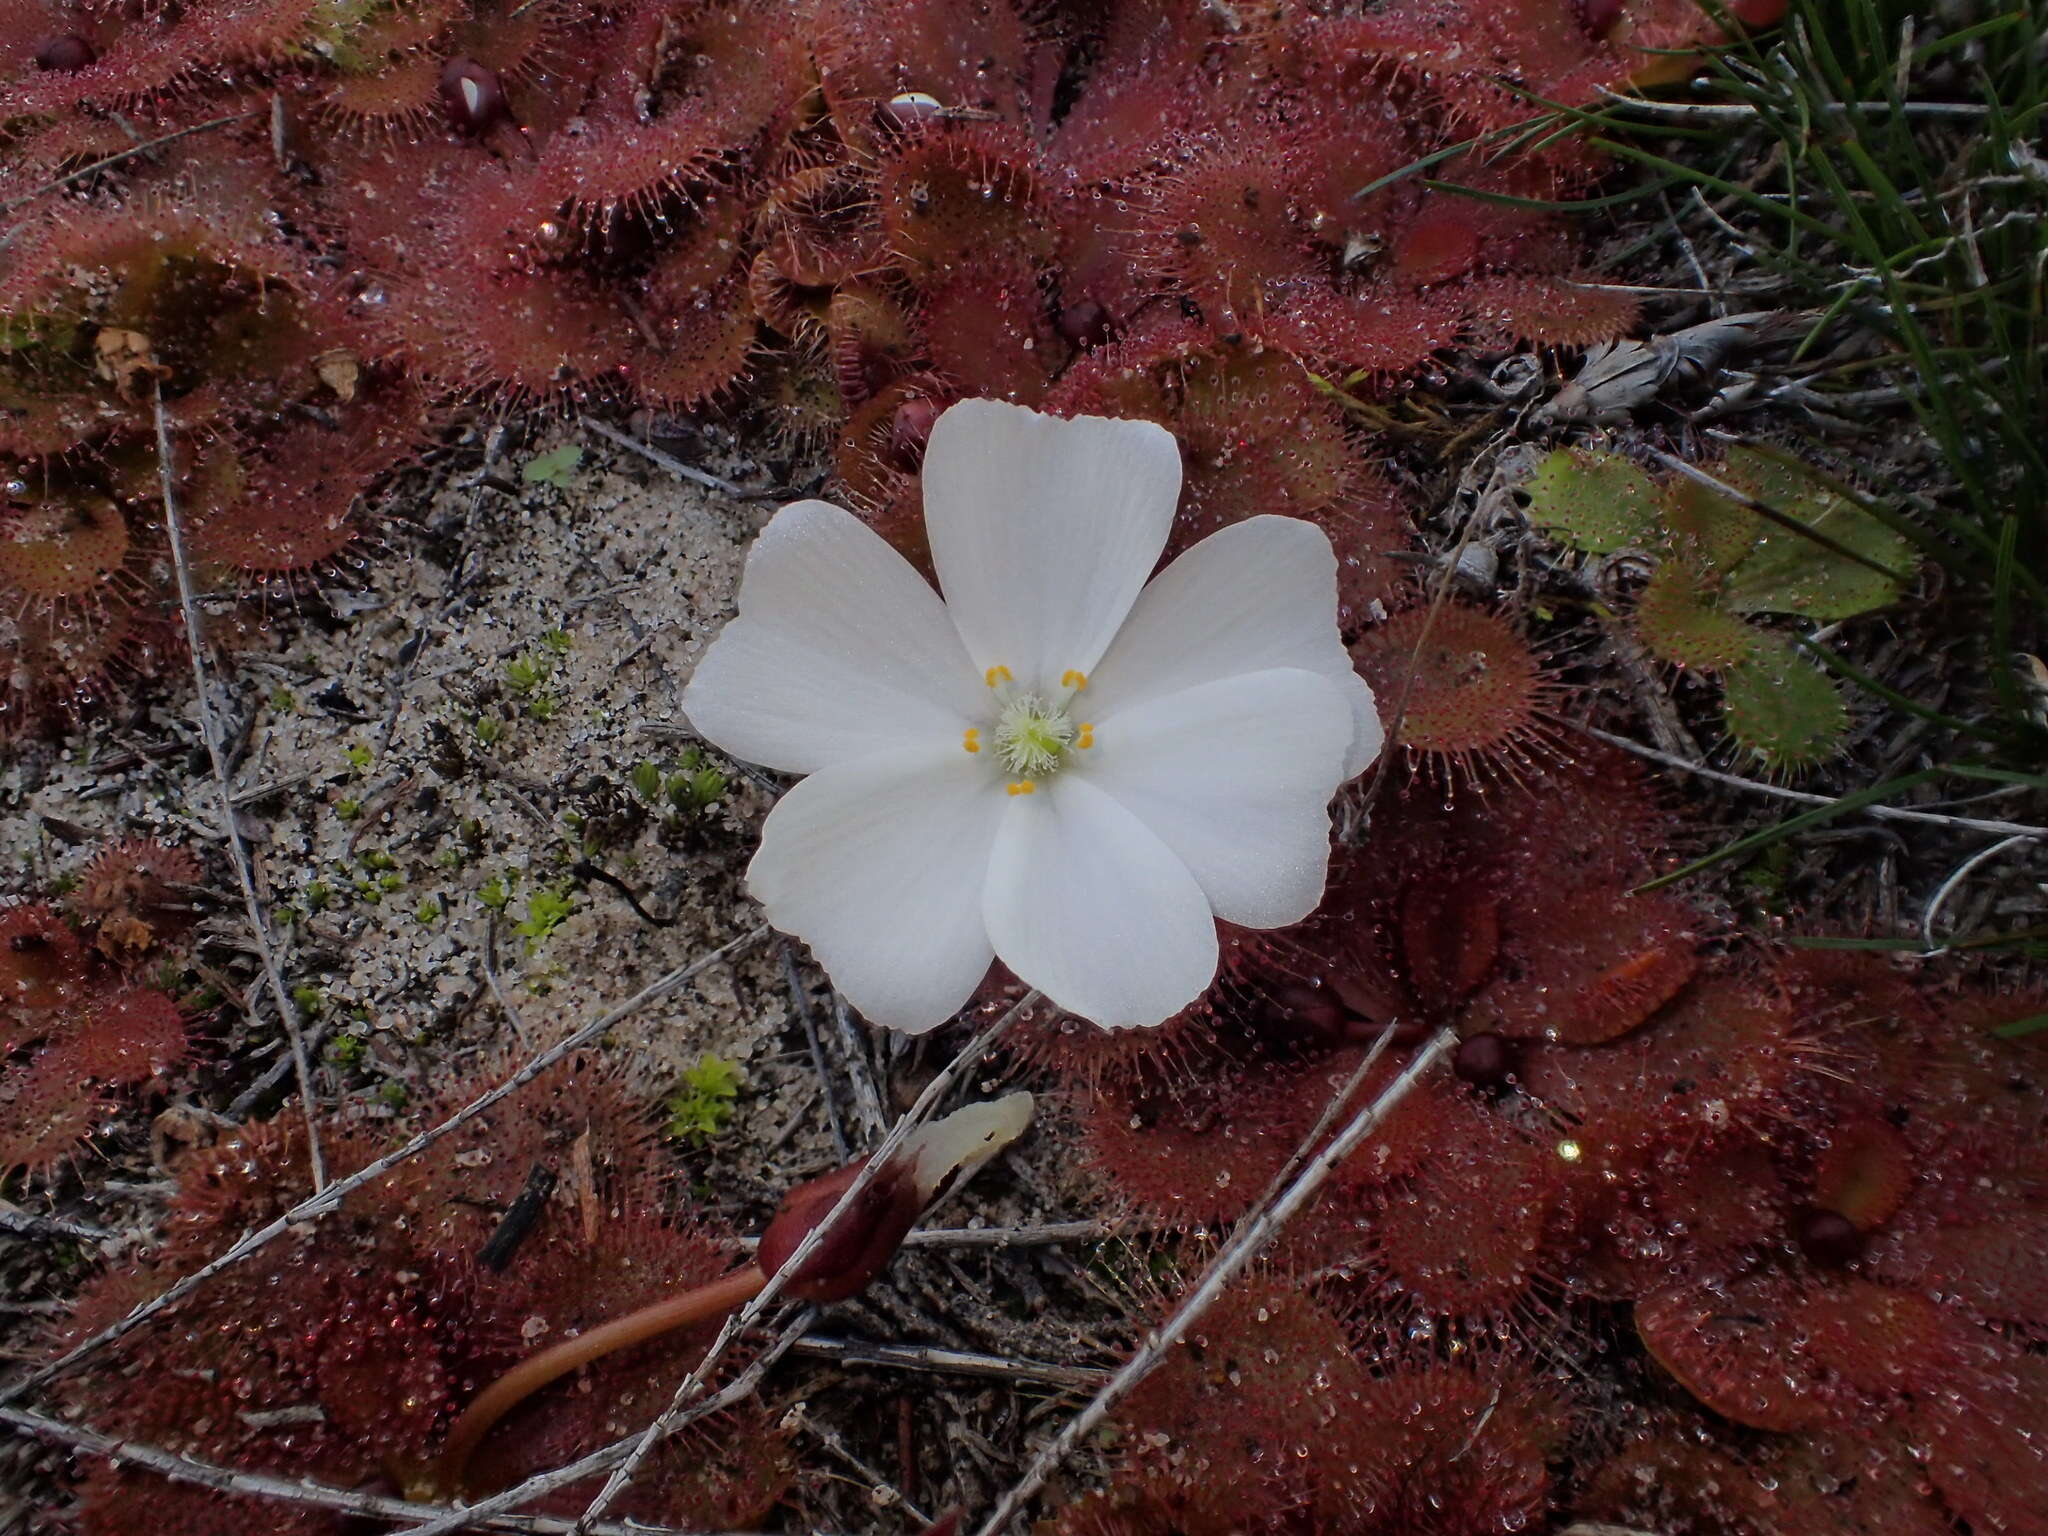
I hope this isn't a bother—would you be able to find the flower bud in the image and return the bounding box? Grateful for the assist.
[757,1093,1033,1302]
[440,57,511,136]
[35,35,96,71]
[888,394,943,470]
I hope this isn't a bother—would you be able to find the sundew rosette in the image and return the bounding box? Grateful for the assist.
[683,399,1381,1031]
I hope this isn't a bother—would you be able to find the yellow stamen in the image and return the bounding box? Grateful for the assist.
[1076,725,1094,750]
[1062,669,1088,691]
[985,665,1013,688]
[962,728,980,754]
[1006,780,1036,796]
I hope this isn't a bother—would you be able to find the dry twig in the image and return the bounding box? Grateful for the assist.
[970,1025,1458,1536]
[1574,723,2048,839]
[562,995,1037,1531]
[154,387,329,1190]
[0,924,767,1408]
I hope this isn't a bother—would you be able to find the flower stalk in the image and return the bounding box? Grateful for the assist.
[433,1094,1033,1496]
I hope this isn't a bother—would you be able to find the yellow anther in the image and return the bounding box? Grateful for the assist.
[1006,780,1036,796]
[1062,669,1088,691]
[985,665,1013,688]
[962,728,980,754]
[1076,725,1095,750]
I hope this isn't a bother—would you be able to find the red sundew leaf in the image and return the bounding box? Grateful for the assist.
[1349,602,1561,782]
[1246,279,1469,378]
[48,986,188,1087]
[1768,1428,1953,1536]
[1462,272,1641,349]
[1399,872,1502,1013]
[753,161,884,289]
[811,0,1040,152]
[1476,881,1702,1045]
[1371,1104,1558,1319]
[1636,1268,1833,1431]
[1795,1279,1985,1402]
[1913,1350,2048,1536]
[876,121,1056,282]
[0,497,133,607]
[0,1054,104,1171]
[74,1463,333,1536]
[1811,1112,1915,1230]
[1323,1354,1560,1536]
[1576,1419,1781,1536]
[825,284,929,407]
[387,1054,670,1252]
[0,900,86,1025]
[1601,972,1808,1139]
[1119,1277,1362,1528]
[632,267,758,412]
[315,1291,456,1449]
[1652,1136,1790,1262]
[1869,1212,2048,1332]
[927,255,1059,406]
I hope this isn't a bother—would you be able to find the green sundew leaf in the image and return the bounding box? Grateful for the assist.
[1634,561,1762,672]
[1663,477,1762,574]
[521,444,585,488]
[1523,448,1664,556]
[1717,454,1916,621]
[1721,638,1850,770]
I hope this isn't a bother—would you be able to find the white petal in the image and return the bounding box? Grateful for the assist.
[748,742,1003,1032]
[922,400,1182,689]
[682,500,985,774]
[1078,668,1353,929]
[983,775,1217,1029]
[1089,515,1384,779]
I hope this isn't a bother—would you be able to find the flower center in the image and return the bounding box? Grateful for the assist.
[965,666,1096,792]
[993,694,1074,777]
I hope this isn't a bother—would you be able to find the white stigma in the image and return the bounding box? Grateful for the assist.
[993,694,1075,777]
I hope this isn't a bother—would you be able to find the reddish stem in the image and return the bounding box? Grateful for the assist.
[435,1262,768,1495]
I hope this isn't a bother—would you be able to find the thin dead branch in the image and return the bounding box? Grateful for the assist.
[564,995,1038,1531]
[1575,723,2048,839]
[970,1024,1458,1536]
[154,386,328,1191]
[0,1404,739,1536]
[0,924,768,1408]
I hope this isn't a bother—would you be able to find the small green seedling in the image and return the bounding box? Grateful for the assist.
[631,752,729,823]
[521,444,584,488]
[344,742,372,773]
[515,885,575,950]
[336,797,364,821]
[479,875,513,912]
[414,896,442,924]
[665,1054,743,1143]
[503,652,561,721]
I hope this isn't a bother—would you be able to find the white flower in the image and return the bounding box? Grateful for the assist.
[682,399,1382,1033]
